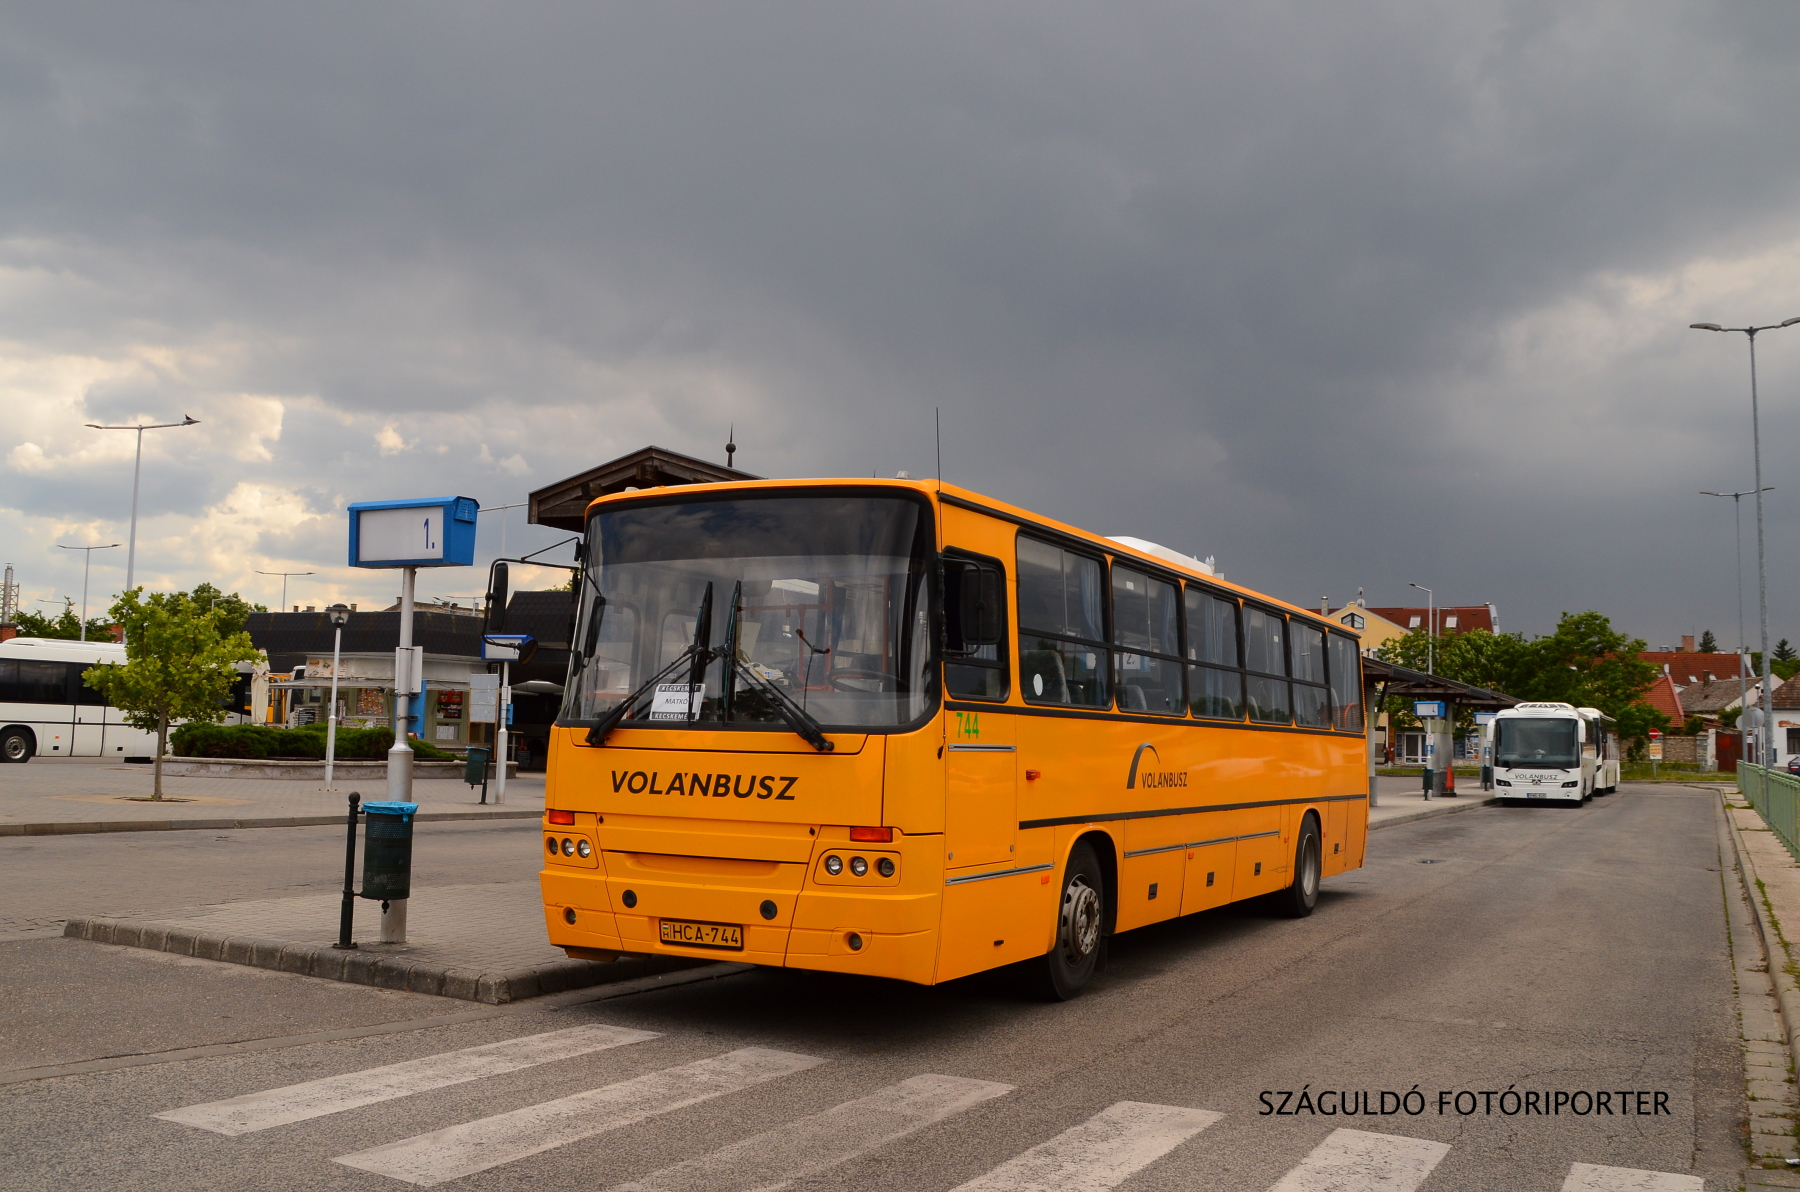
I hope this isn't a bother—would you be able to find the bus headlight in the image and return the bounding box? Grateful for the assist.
[576,839,592,858]
[850,856,868,877]
[877,857,895,878]
[561,838,576,856]
[824,855,843,875]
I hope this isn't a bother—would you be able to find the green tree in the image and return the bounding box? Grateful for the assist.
[1698,629,1718,653]
[12,599,114,641]
[83,589,260,800]
[177,583,264,638]
[1776,638,1797,663]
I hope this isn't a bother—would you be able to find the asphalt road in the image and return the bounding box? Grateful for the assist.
[0,785,1744,1190]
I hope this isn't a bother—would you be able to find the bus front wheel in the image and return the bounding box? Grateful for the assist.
[1035,842,1106,1001]
[1273,815,1321,919]
[1,728,33,763]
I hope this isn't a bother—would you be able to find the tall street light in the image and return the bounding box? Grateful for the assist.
[55,543,122,641]
[324,604,351,790]
[84,416,200,592]
[1700,486,1772,721]
[1408,582,1436,675]
[257,570,315,611]
[1691,317,1800,765]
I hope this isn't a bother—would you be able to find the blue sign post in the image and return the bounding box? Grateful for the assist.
[346,496,477,943]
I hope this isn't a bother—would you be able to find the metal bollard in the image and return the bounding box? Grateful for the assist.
[332,792,362,950]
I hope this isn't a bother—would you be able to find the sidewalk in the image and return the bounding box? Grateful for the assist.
[0,756,543,834]
[1369,775,1497,830]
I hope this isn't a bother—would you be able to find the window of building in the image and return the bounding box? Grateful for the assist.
[1111,565,1183,715]
[1340,611,1365,630]
[1017,536,1109,707]
[1408,615,1422,628]
[1444,615,1459,629]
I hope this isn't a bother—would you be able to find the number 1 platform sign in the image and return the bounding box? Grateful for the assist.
[347,497,480,568]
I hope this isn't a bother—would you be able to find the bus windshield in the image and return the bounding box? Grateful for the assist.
[562,493,936,731]
[1496,717,1578,769]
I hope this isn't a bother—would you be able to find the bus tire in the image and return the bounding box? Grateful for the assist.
[1273,814,1321,919]
[1035,842,1106,1001]
[1,728,33,763]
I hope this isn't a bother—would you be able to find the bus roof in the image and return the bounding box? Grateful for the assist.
[0,636,128,663]
[580,476,1349,636]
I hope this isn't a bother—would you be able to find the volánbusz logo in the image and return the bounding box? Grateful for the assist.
[612,771,797,800]
[1126,742,1188,790]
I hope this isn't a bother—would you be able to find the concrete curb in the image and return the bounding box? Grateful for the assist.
[1722,797,1800,1062]
[1369,796,1498,832]
[0,809,541,837]
[60,914,704,1003]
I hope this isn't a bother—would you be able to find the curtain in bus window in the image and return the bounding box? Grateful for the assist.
[1020,637,1108,707]
[1111,566,1182,714]
[1189,664,1244,720]
[1328,634,1364,731]
[1018,537,1109,707]
[1247,675,1291,724]
[1184,590,1239,667]
[0,660,70,704]
[1290,624,1328,727]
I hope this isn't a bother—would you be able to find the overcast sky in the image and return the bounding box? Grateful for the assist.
[4,2,1799,646]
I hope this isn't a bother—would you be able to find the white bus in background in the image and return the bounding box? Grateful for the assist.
[1490,701,1618,805]
[0,637,159,763]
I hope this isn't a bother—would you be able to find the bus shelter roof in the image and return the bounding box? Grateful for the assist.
[1362,657,1518,710]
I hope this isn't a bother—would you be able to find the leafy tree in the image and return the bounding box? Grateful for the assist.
[12,599,114,641]
[1776,638,1797,663]
[177,583,265,639]
[1698,629,1718,653]
[83,589,260,801]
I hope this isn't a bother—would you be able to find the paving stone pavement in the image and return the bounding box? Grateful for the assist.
[0,756,543,832]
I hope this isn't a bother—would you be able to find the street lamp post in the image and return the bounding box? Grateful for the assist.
[1409,582,1436,675]
[324,604,351,790]
[256,570,316,612]
[55,543,122,641]
[84,416,200,593]
[1691,318,1800,766]
[1700,486,1772,730]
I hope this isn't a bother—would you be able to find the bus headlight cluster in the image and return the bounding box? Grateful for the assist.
[547,836,593,860]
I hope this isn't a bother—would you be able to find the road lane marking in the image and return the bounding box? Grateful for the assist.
[947,1100,1221,1192]
[333,1046,825,1187]
[1560,1163,1704,1192]
[156,1024,659,1136]
[607,1073,1013,1192]
[1266,1128,1450,1192]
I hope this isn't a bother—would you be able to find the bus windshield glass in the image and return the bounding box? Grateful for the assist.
[1495,717,1578,769]
[562,493,936,730]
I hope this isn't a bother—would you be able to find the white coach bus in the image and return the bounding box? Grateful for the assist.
[1491,701,1618,805]
[0,637,159,763]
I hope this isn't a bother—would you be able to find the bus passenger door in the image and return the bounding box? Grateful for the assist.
[944,712,1017,869]
[69,663,105,756]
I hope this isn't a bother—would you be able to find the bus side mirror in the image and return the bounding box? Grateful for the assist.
[484,562,509,635]
[944,562,1002,654]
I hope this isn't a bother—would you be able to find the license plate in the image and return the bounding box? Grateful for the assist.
[659,919,744,951]
[1526,792,1546,798]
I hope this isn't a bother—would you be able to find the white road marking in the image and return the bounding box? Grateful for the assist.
[333,1046,825,1187]
[947,1100,1221,1192]
[1266,1128,1450,1192]
[607,1073,1013,1192]
[155,1023,659,1136]
[1560,1163,1705,1192]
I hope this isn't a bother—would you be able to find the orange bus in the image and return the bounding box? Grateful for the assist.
[540,478,1368,997]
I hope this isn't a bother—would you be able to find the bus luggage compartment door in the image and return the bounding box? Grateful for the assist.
[944,725,1017,870]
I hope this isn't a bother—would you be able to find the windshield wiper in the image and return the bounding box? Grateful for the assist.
[717,650,835,752]
[719,582,742,722]
[583,647,698,746]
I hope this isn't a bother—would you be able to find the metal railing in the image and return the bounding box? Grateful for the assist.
[1740,763,1800,862]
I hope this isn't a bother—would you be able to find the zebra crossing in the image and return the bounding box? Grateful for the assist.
[155,1024,1708,1190]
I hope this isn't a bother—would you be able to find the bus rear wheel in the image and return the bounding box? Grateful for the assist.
[1,728,33,763]
[1034,842,1106,1001]
[1273,815,1321,919]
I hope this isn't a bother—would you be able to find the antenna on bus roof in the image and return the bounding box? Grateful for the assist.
[935,407,942,483]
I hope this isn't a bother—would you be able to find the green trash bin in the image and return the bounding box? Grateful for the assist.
[464,747,491,787]
[359,801,417,903]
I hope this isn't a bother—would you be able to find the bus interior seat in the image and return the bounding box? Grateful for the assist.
[1117,683,1149,711]
[1020,650,1069,703]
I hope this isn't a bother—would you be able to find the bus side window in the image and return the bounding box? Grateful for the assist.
[1327,633,1363,732]
[69,662,108,706]
[1184,588,1244,721]
[944,554,1009,702]
[1242,606,1292,724]
[1290,623,1329,728]
[0,660,68,704]
[1110,565,1183,715]
[1017,536,1109,708]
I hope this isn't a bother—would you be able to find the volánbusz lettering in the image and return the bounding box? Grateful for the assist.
[611,772,799,801]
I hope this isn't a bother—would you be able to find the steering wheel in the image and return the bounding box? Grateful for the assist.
[829,669,899,692]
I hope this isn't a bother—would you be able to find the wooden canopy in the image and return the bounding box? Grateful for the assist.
[528,446,761,531]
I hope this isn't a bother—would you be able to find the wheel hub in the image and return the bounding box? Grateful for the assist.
[1061,876,1101,962]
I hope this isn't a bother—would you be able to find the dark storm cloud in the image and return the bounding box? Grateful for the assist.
[2,2,1799,637]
